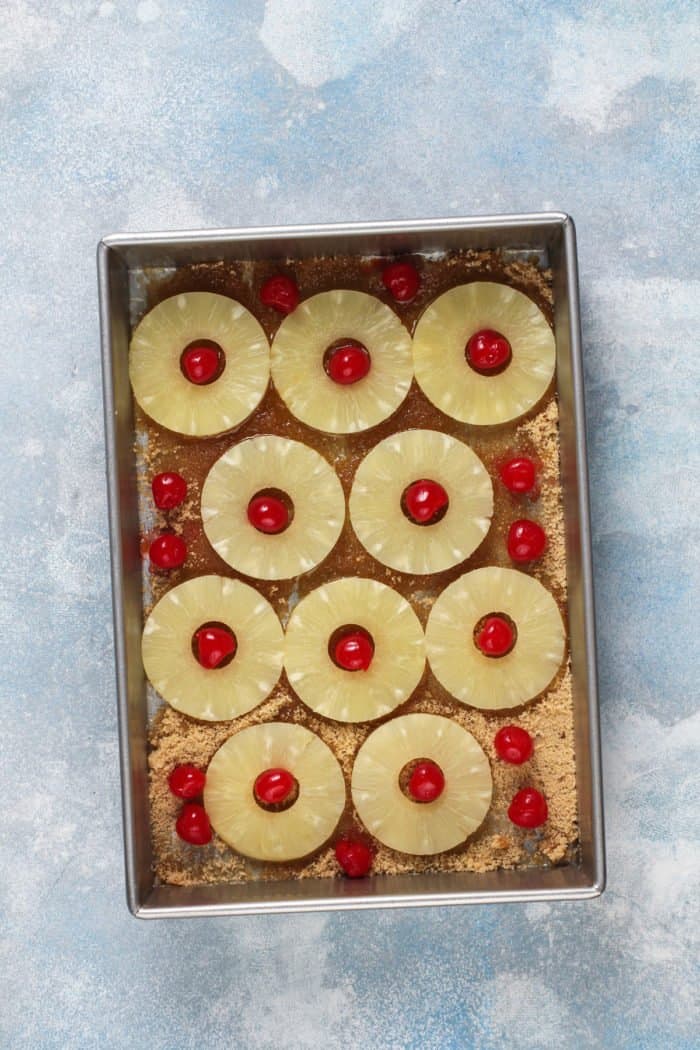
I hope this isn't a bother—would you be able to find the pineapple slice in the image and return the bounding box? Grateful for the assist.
[349,429,493,574]
[129,292,269,437]
[141,574,284,721]
[412,282,555,425]
[201,435,345,581]
[284,577,425,723]
[270,290,413,433]
[425,566,565,710]
[204,723,345,861]
[351,713,492,855]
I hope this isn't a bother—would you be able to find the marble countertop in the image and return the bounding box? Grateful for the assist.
[2,2,697,1047]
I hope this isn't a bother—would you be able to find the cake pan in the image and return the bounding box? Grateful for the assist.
[98,213,605,918]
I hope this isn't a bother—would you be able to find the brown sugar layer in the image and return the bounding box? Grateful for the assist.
[137,249,578,886]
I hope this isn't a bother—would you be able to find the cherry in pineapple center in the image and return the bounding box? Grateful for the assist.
[192,622,237,669]
[474,613,517,658]
[465,328,512,375]
[247,488,294,534]
[253,767,299,811]
[180,339,226,385]
[401,478,450,525]
[399,758,446,803]
[323,339,371,385]
[329,624,375,671]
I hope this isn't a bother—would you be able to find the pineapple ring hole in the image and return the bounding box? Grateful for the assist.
[465,328,512,376]
[247,488,294,534]
[400,479,450,526]
[398,758,446,803]
[328,624,375,672]
[179,339,226,385]
[191,621,237,669]
[473,612,518,658]
[253,768,300,812]
[322,338,372,385]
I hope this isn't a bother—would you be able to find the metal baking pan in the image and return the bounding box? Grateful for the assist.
[98,213,605,918]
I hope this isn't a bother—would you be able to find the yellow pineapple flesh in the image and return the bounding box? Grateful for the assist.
[284,577,425,722]
[204,723,346,861]
[271,290,413,433]
[425,566,565,709]
[349,429,493,574]
[129,291,270,436]
[201,435,345,580]
[351,713,492,855]
[141,575,284,721]
[412,282,555,425]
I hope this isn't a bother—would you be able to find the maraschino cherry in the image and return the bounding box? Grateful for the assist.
[333,629,374,671]
[382,261,420,303]
[324,340,371,385]
[500,457,536,495]
[507,519,546,562]
[475,615,516,658]
[168,764,206,799]
[494,726,533,765]
[407,760,445,803]
[149,533,187,570]
[466,329,512,374]
[176,803,212,845]
[254,768,297,807]
[335,839,373,877]
[402,479,449,525]
[260,274,299,314]
[152,471,188,510]
[181,344,223,385]
[247,493,290,534]
[194,625,237,669]
[508,787,548,828]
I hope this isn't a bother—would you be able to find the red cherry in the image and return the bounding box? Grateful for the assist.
[408,760,445,803]
[194,626,237,669]
[325,341,371,385]
[500,457,536,494]
[168,764,206,799]
[181,344,223,385]
[466,329,512,374]
[175,803,212,845]
[382,261,420,303]
[254,768,297,806]
[508,787,548,828]
[152,471,188,510]
[507,519,547,562]
[402,479,449,525]
[247,493,290,534]
[260,274,299,314]
[335,839,373,878]
[149,533,187,570]
[475,615,515,657]
[494,726,533,765]
[333,630,374,671]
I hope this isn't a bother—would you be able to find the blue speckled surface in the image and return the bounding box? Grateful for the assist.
[2,2,698,1047]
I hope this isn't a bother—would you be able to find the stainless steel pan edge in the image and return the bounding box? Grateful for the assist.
[98,213,604,918]
[558,218,605,897]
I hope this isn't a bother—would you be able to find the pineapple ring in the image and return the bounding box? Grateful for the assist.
[426,567,566,710]
[351,714,492,855]
[349,430,493,574]
[270,290,413,433]
[201,436,345,581]
[412,282,555,425]
[129,292,269,437]
[141,575,284,721]
[284,578,425,723]
[204,723,346,861]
